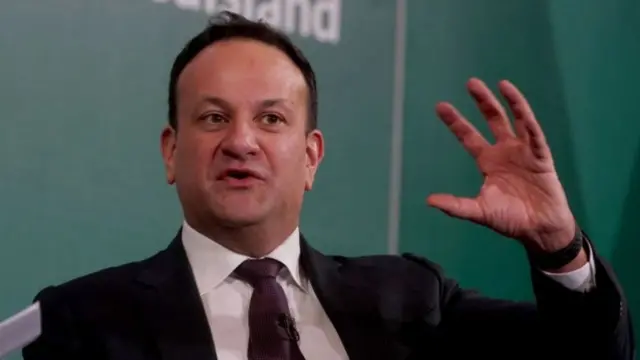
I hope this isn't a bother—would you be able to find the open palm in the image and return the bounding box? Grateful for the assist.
[427,78,575,251]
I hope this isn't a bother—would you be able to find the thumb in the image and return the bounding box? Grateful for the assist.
[426,193,484,223]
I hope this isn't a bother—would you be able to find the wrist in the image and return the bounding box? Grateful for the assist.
[534,221,577,253]
[526,222,586,271]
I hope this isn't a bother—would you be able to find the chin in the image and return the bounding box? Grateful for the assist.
[211,207,268,228]
[206,193,274,227]
[216,216,264,228]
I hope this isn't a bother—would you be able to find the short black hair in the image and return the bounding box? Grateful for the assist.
[167,11,318,132]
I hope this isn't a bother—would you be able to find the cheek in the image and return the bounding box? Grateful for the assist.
[175,139,213,177]
[270,141,308,183]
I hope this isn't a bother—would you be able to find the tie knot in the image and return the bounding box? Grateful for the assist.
[235,258,284,286]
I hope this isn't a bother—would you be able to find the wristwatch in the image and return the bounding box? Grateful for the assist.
[527,224,585,271]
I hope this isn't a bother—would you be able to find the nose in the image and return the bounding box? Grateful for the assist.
[219,120,260,161]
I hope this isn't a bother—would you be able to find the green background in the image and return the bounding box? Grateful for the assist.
[1,0,638,358]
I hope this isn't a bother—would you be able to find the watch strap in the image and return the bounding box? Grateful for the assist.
[527,224,585,271]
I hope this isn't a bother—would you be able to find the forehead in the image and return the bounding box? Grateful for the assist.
[177,38,308,106]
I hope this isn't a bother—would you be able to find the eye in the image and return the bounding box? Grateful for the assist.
[260,113,284,125]
[202,113,227,124]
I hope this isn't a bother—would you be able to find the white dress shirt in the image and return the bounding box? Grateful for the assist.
[181,221,349,360]
[181,221,596,360]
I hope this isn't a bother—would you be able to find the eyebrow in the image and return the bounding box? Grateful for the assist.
[200,96,232,110]
[200,96,289,110]
[259,98,287,108]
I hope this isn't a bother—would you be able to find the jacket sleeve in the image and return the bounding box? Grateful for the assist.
[409,237,634,360]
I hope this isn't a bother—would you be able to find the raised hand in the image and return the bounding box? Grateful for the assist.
[427,78,576,254]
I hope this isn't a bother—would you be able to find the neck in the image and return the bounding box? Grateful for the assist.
[186,216,299,258]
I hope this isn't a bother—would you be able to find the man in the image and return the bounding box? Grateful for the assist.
[23,11,633,360]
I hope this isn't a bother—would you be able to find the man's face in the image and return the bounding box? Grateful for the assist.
[161,39,323,229]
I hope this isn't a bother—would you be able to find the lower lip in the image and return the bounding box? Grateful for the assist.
[218,176,262,187]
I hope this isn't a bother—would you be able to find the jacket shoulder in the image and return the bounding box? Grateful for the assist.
[328,252,445,273]
[33,248,166,312]
[325,252,450,291]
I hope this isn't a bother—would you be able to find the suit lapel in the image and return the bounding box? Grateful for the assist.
[300,236,411,360]
[135,231,217,360]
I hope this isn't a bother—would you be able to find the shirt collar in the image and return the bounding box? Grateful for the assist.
[180,221,307,295]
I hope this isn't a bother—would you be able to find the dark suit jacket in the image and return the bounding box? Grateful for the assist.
[23,231,634,360]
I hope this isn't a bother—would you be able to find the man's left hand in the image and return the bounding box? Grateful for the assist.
[427,78,578,257]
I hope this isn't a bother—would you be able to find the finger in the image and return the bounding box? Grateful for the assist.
[467,78,515,141]
[427,194,484,224]
[512,115,529,144]
[435,102,490,159]
[498,80,550,159]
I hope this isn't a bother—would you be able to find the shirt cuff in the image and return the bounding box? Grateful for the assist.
[541,240,596,292]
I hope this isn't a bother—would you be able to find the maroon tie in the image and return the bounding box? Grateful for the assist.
[234,258,306,360]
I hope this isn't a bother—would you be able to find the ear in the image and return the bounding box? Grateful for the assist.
[304,129,324,191]
[160,125,177,185]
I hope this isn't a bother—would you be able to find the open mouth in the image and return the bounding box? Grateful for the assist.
[218,168,263,183]
[225,170,252,180]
